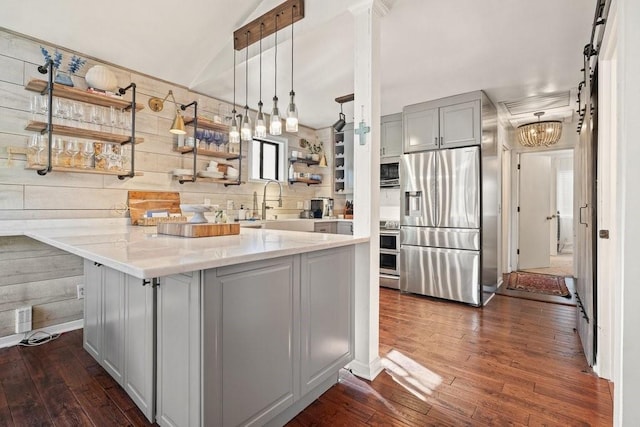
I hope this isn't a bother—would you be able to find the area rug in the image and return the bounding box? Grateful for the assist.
[506,272,571,297]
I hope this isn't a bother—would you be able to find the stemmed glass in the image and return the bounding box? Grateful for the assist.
[212,131,224,152]
[51,138,64,167]
[80,141,95,169]
[71,102,85,126]
[27,134,44,166]
[65,140,80,168]
[90,105,104,130]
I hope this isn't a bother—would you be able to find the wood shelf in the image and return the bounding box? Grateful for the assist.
[183,116,230,132]
[289,157,320,166]
[173,174,242,185]
[26,121,143,145]
[173,146,240,160]
[26,165,143,176]
[25,79,144,111]
[289,178,322,186]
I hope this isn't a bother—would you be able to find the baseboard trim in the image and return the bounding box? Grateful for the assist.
[347,356,383,381]
[0,319,84,349]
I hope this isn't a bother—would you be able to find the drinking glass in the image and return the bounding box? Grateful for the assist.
[51,138,64,167]
[65,139,80,168]
[80,141,95,169]
[109,106,118,133]
[27,134,41,166]
[120,145,131,172]
[90,105,104,129]
[71,102,85,125]
[212,131,224,151]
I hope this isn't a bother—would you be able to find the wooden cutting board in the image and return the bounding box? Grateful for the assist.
[128,191,181,225]
[157,222,240,238]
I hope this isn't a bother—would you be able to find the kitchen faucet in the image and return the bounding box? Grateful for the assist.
[262,179,283,220]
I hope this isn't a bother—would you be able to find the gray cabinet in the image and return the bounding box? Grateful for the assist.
[403,93,481,153]
[156,272,201,427]
[300,247,354,394]
[203,257,299,427]
[314,221,337,234]
[337,221,353,235]
[380,113,402,158]
[82,260,155,422]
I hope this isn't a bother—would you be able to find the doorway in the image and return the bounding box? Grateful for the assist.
[517,150,575,278]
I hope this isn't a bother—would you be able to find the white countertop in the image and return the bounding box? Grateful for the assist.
[22,223,368,279]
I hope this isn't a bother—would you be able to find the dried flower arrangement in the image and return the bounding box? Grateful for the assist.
[40,47,87,74]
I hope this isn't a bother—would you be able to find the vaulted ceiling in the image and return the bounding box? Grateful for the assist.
[0,0,594,129]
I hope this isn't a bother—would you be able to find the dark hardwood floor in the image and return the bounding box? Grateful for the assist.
[0,288,612,426]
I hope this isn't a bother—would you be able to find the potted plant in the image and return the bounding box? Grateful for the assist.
[40,47,86,87]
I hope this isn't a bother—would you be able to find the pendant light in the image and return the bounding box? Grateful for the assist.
[254,23,267,138]
[285,5,299,133]
[229,40,240,143]
[269,13,282,136]
[241,31,252,141]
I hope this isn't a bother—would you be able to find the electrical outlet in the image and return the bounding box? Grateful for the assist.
[15,306,32,334]
[296,201,303,209]
[77,284,85,299]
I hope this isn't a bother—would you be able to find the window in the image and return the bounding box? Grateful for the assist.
[248,137,288,182]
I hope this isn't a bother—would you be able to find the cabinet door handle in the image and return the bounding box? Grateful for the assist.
[434,137,438,146]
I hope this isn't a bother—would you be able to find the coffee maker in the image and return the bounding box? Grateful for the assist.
[310,198,334,218]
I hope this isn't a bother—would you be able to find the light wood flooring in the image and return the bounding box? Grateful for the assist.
[0,288,613,426]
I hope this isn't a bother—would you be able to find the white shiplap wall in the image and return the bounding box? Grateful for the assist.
[0,28,333,338]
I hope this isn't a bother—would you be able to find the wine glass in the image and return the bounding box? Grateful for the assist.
[71,102,85,125]
[212,131,224,152]
[90,105,104,130]
[27,134,41,166]
[51,138,64,167]
[120,145,131,172]
[65,139,80,168]
[80,141,95,169]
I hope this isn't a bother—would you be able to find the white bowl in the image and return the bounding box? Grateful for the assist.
[198,170,224,179]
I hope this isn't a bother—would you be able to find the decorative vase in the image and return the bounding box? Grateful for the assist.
[54,71,74,87]
[84,65,118,92]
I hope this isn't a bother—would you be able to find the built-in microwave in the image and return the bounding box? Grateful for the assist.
[380,160,399,187]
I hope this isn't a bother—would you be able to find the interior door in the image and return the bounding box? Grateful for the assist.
[518,154,552,269]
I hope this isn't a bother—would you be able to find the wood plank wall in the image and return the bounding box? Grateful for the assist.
[0,29,333,338]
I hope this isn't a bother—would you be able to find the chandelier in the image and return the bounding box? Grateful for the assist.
[517,112,563,147]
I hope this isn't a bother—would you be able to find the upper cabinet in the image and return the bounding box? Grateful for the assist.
[380,113,402,159]
[403,93,481,153]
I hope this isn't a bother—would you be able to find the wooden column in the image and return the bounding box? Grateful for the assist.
[348,0,388,381]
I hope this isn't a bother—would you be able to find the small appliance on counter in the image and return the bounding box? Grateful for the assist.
[310,197,334,218]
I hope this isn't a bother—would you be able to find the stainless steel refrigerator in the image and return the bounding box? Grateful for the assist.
[400,146,487,305]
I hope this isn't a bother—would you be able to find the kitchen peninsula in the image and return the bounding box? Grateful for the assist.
[22,221,368,427]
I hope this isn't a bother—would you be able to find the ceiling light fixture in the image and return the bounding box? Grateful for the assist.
[285,4,298,133]
[517,112,563,147]
[148,90,186,135]
[269,13,282,136]
[255,23,267,138]
[229,39,240,144]
[241,31,253,142]
[332,93,354,132]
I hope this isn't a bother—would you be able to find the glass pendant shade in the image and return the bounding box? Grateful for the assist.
[241,107,252,141]
[255,102,267,138]
[229,111,240,143]
[270,97,282,135]
[286,91,298,132]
